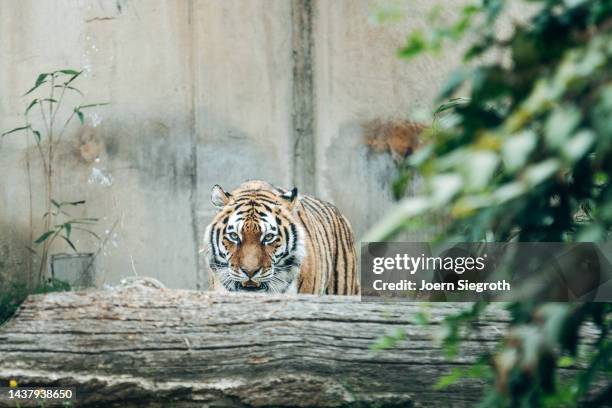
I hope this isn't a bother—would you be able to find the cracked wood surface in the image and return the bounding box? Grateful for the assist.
[1,283,514,407]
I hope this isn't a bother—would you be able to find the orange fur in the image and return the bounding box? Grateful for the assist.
[364,119,425,162]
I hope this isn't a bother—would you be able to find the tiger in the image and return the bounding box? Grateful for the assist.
[204,180,359,295]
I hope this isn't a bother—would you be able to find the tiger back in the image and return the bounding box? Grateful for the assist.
[204,180,359,295]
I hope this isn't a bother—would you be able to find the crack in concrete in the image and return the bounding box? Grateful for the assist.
[187,0,202,290]
[84,16,118,23]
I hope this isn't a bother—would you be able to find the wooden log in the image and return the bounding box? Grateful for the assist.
[0,280,596,407]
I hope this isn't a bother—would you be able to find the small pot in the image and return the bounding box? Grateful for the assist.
[50,253,96,290]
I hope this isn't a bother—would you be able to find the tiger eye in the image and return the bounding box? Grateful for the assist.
[228,232,240,241]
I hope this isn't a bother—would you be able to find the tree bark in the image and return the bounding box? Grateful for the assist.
[0,281,595,407]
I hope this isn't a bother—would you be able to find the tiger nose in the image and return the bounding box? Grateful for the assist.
[241,267,261,278]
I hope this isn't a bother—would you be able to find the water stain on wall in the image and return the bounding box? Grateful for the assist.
[78,126,105,163]
[324,120,399,239]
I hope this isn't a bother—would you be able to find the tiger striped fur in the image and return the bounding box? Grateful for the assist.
[204,180,359,295]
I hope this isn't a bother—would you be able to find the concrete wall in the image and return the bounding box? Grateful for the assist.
[0,0,466,289]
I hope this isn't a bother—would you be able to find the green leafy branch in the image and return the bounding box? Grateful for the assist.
[34,199,99,254]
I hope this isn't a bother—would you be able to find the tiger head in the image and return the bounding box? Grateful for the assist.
[204,181,305,294]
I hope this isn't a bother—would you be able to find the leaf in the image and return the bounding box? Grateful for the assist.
[35,73,50,86]
[23,73,50,96]
[65,200,86,206]
[34,230,56,244]
[78,103,109,109]
[57,69,80,75]
[462,150,499,190]
[414,311,430,325]
[54,85,84,95]
[523,159,560,186]
[25,99,39,115]
[398,31,427,59]
[75,109,84,124]
[434,98,470,117]
[437,70,468,101]
[545,106,581,149]
[370,328,406,351]
[64,223,72,238]
[594,171,608,186]
[61,235,77,252]
[24,246,38,255]
[558,356,575,368]
[63,70,83,86]
[32,129,41,143]
[592,85,612,136]
[430,173,464,205]
[470,66,509,101]
[464,35,493,61]
[501,130,537,173]
[483,0,503,22]
[493,181,527,203]
[562,130,595,163]
[372,3,405,23]
[1,125,30,137]
[24,82,45,96]
[434,368,463,390]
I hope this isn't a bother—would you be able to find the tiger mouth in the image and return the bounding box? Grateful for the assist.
[240,285,264,292]
[242,280,260,289]
[237,280,267,292]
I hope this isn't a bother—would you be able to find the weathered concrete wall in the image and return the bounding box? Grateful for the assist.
[1,1,199,289]
[0,0,469,289]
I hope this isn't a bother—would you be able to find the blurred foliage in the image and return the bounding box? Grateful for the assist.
[367,0,612,406]
[370,327,407,351]
[0,278,70,327]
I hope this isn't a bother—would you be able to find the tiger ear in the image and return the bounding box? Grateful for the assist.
[281,187,298,209]
[211,184,231,209]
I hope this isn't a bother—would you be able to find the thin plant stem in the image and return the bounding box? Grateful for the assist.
[38,102,50,143]
[51,84,68,145]
[57,110,76,144]
[25,131,34,288]
[37,80,54,283]
[82,218,119,279]
[25,111,49,176]
[35,140,48,172]
[49,74,55,136]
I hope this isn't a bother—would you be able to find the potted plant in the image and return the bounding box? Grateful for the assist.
[2,69,107,288]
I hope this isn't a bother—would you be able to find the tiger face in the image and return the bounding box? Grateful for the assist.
[204,182,305,294]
